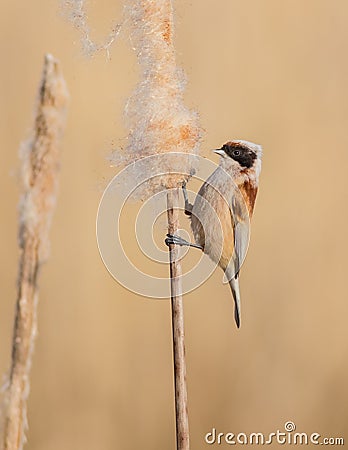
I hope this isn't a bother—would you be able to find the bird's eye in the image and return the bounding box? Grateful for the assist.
[233,150,240,156]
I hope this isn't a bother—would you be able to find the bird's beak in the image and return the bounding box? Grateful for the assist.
[213,149,226,156]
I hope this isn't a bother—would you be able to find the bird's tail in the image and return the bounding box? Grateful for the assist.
[228,276,241,328]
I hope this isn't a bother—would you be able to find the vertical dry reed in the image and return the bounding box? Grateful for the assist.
[167,189,189,450]
[121,2,201,448]
[2,54,69,450]
[120,1,201,448]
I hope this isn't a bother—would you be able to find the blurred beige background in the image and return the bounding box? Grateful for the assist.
[1,0,348,449]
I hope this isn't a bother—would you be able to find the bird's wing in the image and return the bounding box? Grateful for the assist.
[224,190,250,328]
[229,189,251,279]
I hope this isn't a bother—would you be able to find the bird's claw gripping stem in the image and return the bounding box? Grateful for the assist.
[165,234,202,250]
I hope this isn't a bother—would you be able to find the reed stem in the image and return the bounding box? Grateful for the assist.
[2,54,68,450]
[167,189,190,450]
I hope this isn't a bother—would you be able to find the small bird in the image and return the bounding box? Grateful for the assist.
[166,140,262,328]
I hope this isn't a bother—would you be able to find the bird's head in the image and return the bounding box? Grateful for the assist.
[214,140,262,183]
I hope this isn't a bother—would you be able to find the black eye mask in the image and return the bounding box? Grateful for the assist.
[222,144,257,169]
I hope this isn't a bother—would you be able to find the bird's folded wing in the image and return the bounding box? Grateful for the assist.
[229,190,250,279]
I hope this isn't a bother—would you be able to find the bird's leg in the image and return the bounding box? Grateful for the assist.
[165,234,203,250]
[165,181,202,249]
[182,182,193,216]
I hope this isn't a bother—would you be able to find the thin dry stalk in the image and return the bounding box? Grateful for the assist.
[2,54,69,450]
[121,1,198,448]
[167,189,189,450]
